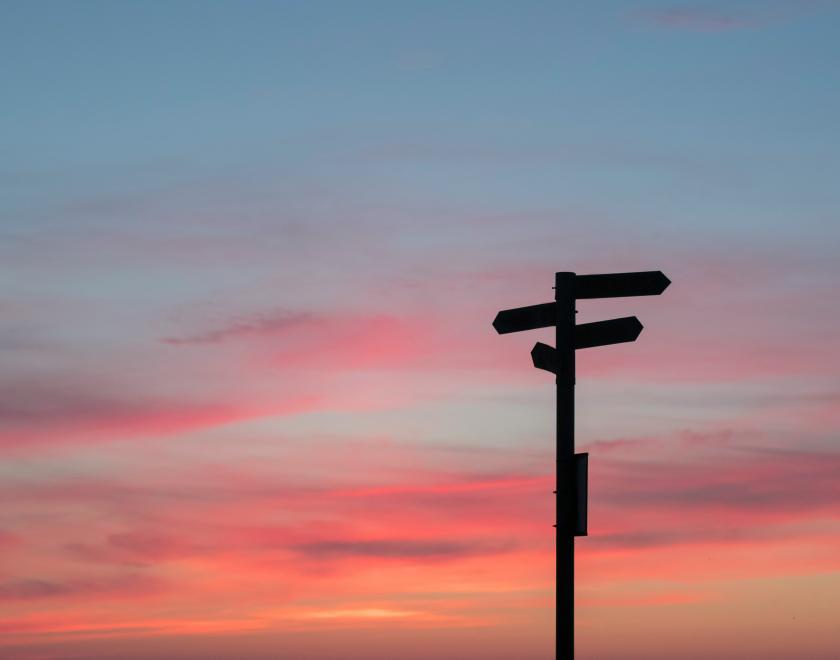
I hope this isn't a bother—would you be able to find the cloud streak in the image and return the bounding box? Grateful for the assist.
[294,539,516,560]
[0,378,321,449]
[633,7,760,32]
[0,575,166,602]
[162,310,320,346]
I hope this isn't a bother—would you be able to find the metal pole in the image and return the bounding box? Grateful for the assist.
[555,272,575,660]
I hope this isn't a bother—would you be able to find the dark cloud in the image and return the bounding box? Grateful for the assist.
[0,575,165,601]
[66,532,206,566]
[295,538,515,560]
[584,524,810,551]
[0,381,159,426]
[162,310,319,346]
[594,445,840,514]
[0,579,69,599]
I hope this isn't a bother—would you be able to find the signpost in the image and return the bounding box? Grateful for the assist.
[493,270,669,660]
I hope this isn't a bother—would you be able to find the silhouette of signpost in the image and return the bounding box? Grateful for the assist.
[493,270,670,660]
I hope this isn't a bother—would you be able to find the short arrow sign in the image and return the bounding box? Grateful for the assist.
[531,342,558,374]
[530,317,643,373]
[575,316,643,349]
[575,271,670,299]
[493,302,555,335]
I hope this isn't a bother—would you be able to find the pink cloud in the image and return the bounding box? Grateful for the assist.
[631,2,831,33]
[633,7,761,32]
[0,530,19,549]
[0,382,321,450]
[165,309,449,371]
[0,427,837,657]
[149,245,840,393]
[4,431,835,581]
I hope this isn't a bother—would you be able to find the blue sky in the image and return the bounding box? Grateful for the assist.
[4,1,839,241]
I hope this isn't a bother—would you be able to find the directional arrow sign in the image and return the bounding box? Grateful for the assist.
[531,342,558,374]
[575,316,643,349]
[529,318,643,362]
[493,302,555,334]
[575,270,670,299]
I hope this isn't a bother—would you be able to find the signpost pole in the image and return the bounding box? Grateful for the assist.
[555,272,575,660]
[492,269,669,660]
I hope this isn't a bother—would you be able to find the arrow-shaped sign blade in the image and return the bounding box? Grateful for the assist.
[492,302,555,334]
[575,316,643,349]
[575,271,670,299]
[531,342,558,374]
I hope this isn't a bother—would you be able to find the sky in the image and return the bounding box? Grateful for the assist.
[1,1,839,658]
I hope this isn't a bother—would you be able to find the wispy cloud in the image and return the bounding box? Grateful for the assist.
[633,6,761,32]
[631,1,832,32]
[0,377,321,449]
[0,574,166,601]
[294,539,516,561]
[162,310,320,346]
[164,309,455,372]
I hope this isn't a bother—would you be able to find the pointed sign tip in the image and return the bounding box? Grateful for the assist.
[575,316,643,349]
[492,302,556,334]
[575,270,672,299]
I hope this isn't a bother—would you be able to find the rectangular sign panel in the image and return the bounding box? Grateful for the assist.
[575,452,588,537]
[492,302,555,335]
[575,271,670,300]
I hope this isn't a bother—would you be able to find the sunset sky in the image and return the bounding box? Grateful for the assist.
[2,1,839,658]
